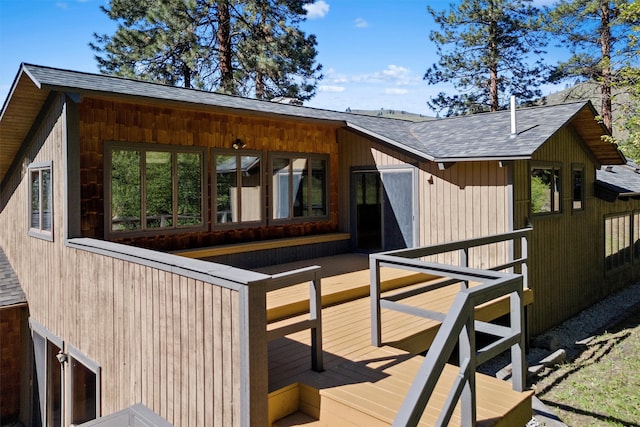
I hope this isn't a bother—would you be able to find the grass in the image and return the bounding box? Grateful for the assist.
[535,308,640,427]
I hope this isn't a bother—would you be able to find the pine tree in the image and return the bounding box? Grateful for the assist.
[424,0,548,116]
[617,1,640,159]
[91,0,322,99]
[545,0,637,133]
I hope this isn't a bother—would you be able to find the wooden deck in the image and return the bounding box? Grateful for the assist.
[260,254,534,426]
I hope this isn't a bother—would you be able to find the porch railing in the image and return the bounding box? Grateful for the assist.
[266,266,323,372]
[369,228,531,426]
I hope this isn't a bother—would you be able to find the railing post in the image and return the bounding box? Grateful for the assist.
[520,235,528,290]
[460,248,469,289]
[510,285,526,392]
[370,256,382,347]
[459,309,476,427]
[310,269,324,372]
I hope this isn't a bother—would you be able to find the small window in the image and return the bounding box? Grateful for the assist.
[106,143,205,236]
[28,162,53,240]
[213,150,263,225]
[634,211,640,262]
[531,164,561,215]
[605,213,631,272]
[271,154,328,221]
[572,165,584,211]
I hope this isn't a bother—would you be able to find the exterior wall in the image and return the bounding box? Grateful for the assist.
[513,125,640,335]
[0,94,250,426]
[78,98,341,252]
[338,128,512,264]
[0,306,27,424]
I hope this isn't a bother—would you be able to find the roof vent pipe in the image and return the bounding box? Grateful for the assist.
[510,95,517,137]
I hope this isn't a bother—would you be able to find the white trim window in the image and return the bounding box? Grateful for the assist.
[105,142,206,236]
[28,161,53,240]
[271,154,328,221]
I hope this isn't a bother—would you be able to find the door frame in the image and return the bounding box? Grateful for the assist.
[350,166,418,252]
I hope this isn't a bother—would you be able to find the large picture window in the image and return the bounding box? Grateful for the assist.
[213,150,263,225]
[271,154,328,221]
[106,143,205,235]
[531,164,562,214]
[28,162,53,240]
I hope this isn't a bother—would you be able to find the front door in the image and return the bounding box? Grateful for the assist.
[352,168,416,252]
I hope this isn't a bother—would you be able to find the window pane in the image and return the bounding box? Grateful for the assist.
[31,170,40,229]
[292,158,308,217]
[572,168,583,210]
[70,357,97,425]
[310,159,327,216]
[145,151,172,228]
[634,212,640,261]
[216,155,237,223]
[111,150,141,231]
[42,169,52,230]
[272,158,290,219]
[531,167,560,213]
[177,152,202,226]
[241,155,262,222]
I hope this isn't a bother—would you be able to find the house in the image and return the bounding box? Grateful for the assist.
[1,63,638,426]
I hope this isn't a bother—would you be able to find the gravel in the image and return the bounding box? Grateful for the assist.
[477,280,640,426]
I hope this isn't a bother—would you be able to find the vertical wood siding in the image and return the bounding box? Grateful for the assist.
[337,129,511,265]
[514,126,640,334]
[78,98,340,251]
[0,95,244,426]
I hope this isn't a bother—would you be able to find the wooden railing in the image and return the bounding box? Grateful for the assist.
[369,229,531,427]
[265,266,324,372]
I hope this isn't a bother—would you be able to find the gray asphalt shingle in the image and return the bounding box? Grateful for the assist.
[0,246,26,308]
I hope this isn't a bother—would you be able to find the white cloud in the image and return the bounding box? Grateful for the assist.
[385,88,409,95]
[319,85,345,93]
[354,18,369,28]
[304,1,330,19]
[382,64,410,79]
[56,2,68,9]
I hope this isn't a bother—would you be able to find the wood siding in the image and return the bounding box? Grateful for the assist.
[514,126,640,334]
[338,128,512,265]
[0,95,248,426]
[78,97,341,251]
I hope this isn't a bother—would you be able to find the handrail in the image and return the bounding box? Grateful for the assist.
[371,228,531,347]
[265,265,323,372]
[369,228,531,426]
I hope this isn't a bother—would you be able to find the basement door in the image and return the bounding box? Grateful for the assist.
[352,168,417,252]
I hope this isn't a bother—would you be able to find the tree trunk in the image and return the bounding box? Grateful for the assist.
[488,2,499,112]
[217,0,234,94]
[600,0,613,132]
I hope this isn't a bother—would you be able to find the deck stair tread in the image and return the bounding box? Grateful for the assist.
[265,254,533,426]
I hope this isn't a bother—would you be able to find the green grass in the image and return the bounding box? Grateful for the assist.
[535,310,640,427]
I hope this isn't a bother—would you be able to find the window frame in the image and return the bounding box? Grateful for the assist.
[104,141,207,238]
[269,152,330,224]
[604,212,632,273]
[27,161,54,241]
[211,149,266,228]
[571,163,585,212]
[530,162,562,216]
[66,344,101,425]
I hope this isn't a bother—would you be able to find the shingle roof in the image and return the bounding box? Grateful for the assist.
[0,246,26,308]
[0,63,625,184]
[595,162,640,200]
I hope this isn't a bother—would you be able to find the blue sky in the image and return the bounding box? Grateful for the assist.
[0,0,559,116]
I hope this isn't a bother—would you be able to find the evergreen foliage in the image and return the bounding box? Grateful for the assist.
[424,0,548,116]
[91,0,322,100]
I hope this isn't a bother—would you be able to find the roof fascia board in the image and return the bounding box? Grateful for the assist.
[344,122,434,162]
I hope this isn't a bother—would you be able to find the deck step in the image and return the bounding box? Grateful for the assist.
[270,360,532,427]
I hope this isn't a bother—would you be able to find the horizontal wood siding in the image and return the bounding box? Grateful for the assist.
[513,126,640,335]
[78,97,340,251]
[0,95,245,426]
[338,128,511,265]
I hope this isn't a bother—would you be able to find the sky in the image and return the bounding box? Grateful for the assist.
[0,0,560,117]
